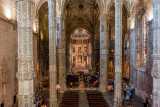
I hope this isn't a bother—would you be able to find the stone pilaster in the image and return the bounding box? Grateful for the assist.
[114,0,123,107]
[57,15,67,93]
[99,14,109,93]
[152,0,160,107]
[48,0,57,107]
[16,0,34,106]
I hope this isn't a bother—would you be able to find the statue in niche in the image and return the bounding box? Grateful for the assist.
[84,56,87,61]
[73,47,75,53]
[73,56,76,67]
[78,47,82,53]
[84,47,87,52]
[78,55,82,63]
[73,56,76,61]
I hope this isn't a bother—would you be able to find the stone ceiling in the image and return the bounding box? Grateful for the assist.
[0,0,143,22]
[64,0,100,34]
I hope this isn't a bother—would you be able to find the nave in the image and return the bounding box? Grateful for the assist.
[34,74,144,107]
[0,0,158,107]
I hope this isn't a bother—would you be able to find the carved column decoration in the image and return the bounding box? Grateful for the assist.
[57,15,67,93]
[16,0,34,106]
[152,0,160,106]
[114,0,123,107]
[48,0,57,106]
[99,14,109,92]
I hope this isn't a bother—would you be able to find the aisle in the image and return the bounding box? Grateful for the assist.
[79,91,89,107]
[79,76,85,89]
[103,92,144,107]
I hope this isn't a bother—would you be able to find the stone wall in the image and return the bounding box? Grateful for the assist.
[0,19,38,107]
[0,19,17,107]
[130,14,153,100]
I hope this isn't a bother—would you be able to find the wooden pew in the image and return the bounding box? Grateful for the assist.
[87,91,109,107]
[60,91,79,107]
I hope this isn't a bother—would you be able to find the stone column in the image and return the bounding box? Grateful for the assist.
[66,36,70,73]
[114,0,123,107]
[57,15,67,93]
[91,36,96,74]
[33,33,38,91]
[16,0,34,106]
[129,28,136,86]
[151,0,160,107]
[99,14,109,93]
[48,0,57,106]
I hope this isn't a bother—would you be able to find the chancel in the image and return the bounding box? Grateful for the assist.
[0,0,159,107]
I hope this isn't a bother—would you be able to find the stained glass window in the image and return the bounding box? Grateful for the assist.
[143,15,147,64]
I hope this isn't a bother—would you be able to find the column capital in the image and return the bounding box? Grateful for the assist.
[56,14,64,21]
[99,14,107,20]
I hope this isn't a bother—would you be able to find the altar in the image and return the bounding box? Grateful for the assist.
[70,29,92,74]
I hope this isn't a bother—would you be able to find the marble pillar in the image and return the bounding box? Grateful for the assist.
[114,0,123,107]
[57,15,67,93]
[151,0,160,107]
[16,0,34,106]
[99,14,109,93]
[48,0,57,106]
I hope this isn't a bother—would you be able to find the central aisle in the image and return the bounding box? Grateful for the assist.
[79,75,85,89]
[79,91,89,107]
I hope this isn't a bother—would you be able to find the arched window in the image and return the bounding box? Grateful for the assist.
[136,13,147,68]
[143,15,147,65]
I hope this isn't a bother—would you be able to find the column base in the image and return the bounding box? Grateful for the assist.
[114,99,122,107]
[59,83,67,93]
[49,98,58,107]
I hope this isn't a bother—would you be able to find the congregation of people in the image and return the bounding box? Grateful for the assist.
[34,81,49,107]
[34,94,47,107]
[33,71,152,107]
[67,72,79,88]
[122,81,135,101]
[84,74,100,88]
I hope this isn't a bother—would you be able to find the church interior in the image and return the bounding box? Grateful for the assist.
[0,0,158,107]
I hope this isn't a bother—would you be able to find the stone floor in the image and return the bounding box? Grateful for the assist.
[79,91,89,107]
[103,91,144,107]
[36,75,145,107]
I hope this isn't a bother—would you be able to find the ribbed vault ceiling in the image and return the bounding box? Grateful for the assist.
[64,0,100,34]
